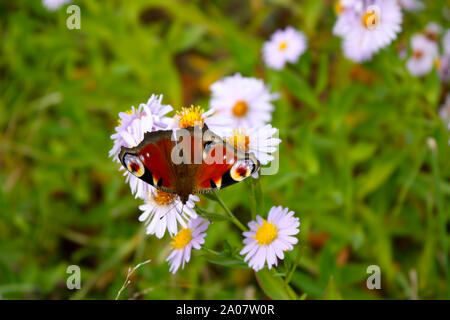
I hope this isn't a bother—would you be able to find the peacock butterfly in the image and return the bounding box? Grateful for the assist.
[118,125,259,203]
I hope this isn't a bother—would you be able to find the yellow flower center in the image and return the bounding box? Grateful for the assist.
[254,219,277,245]
[362,11,379,30]
[434,58,441,69]
[227,128,250,152]
[232,100,248,117]
[153,190,176,206]
[278,41,288,51]
[334,0,344,15]
[171,227,192,250]
[176,106,205,128]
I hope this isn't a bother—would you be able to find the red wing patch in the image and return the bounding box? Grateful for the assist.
[136,138,176,190]
[195,144,237,191]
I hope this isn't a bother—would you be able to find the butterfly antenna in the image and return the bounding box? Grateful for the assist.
[159,201,178,220]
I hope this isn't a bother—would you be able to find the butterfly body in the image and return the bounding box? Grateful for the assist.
[119,125,259,203]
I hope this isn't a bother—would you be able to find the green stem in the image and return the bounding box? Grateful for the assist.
[430,146,449,298]
[285,246,303,285]
[247,178,263,220]
[201,247,221,256]
[213,190,247,232]
[247,179,257,220]
[284,282,297,300]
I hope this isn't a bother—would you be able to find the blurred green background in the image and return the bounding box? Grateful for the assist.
[0,0,449,299]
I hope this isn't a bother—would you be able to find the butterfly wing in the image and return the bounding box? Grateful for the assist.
[118,130,177,193]
[193,130,259,194]
[118,126,260,200]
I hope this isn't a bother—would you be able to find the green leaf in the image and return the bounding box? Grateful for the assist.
[315,53,328,94]
[301,0,325,34]
[357,155,401,199]
[318,245,337,287]
[323,276,342,300]
[348,143,377,164]
[280,69,321,110]
[223,240,232,256]
[291,271,324,299]
[202,193,219,202]
[205,255,249,269]
[255,269,296,300]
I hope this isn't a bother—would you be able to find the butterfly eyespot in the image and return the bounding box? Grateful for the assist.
[230,159,253,182]
[124,154,145,177]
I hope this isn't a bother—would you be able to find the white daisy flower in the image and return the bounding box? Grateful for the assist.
[240,206,300,272]
[398,0,424,12]
[209,73,279,129]
[225,125,281,166]
[42,0,72,11]
[262,26,307,70]
[406,34,439,76]
[339,0,403,63]
[110,95,173,198]
[138,189,199,239]
[166,217,209,274]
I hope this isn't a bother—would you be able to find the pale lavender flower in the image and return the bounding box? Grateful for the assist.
[109,108,147,160]
[140,95,174,131]
[437,30,450,82]
[139,190,199,239]
[342,34,375,62]
[109,94,172,160]
[406,34,439,76]
[443,29,450,56]
[166,217,209,274]
[337,0,403,63]
[398,0,424,12]
[333,0,363,37]
[42,0,72,11]
[439,94,450,125]
[424,22,442,42]
[437,54,450,82]
[209,73,279,129]
[262,26,307,70]
[240,206,300,271]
